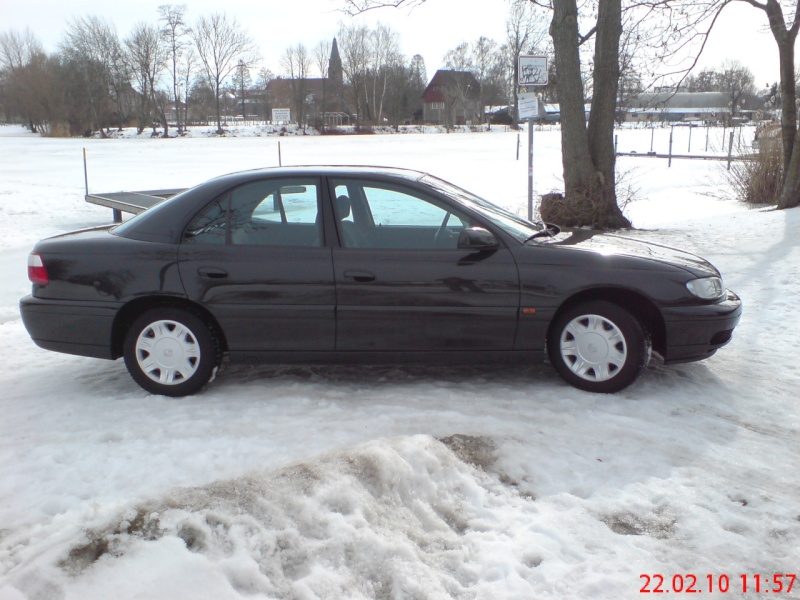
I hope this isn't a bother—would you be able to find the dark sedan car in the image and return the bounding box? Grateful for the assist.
[20,166,741,396]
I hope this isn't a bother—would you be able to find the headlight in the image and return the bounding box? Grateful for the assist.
[686,276,725,300]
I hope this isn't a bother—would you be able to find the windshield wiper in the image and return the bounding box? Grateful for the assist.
[525,221,561,243]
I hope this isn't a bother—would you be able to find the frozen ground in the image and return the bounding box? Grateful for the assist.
[0,124,798,599]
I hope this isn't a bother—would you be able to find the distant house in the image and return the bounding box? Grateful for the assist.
[422,70,482,126]
[620,92,765,124]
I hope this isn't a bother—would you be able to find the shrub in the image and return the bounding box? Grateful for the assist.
[725,138,783,206]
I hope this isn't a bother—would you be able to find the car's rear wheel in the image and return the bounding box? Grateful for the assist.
[123,308,220,396]
[547,301,650,393]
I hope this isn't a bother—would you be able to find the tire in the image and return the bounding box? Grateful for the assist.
[123,307,220,397]
[547,300,650,393]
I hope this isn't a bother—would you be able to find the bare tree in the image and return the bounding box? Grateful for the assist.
[443,42,472,72]
[472,37,500,118]
[368,23,402,123]
[0,28,42,71]
[231,60,251,120]
[313,38,332,79]
[716,59,756,121]
[280,43,312,126]
[0,29,46,130]
[191,12,258,134]
[126,22,166,135]
[179,45,198,126]
[60,17,122,135]
[313,39,332,129]
[256,66,274,122]
[337,22,371,122]
[159,4,191,133]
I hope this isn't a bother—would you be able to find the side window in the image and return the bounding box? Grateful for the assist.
[365,187,453,228]
[184,197,227,245]
[185,178,321,247]
[332,179,471,250]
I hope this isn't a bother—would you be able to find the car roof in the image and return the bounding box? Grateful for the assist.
[207,165,427,187]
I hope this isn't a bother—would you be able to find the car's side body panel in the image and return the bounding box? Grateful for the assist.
[178,244,336,352]
[332,246,520,351]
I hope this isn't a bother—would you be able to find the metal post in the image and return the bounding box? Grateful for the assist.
[688,126,693,153]
[650,127,654,153]
[727,130,734,171]
[516,132,520,160]
[668,126,674,168]
[83,148,89,196]
[278,141,282,166]
[528,117,534,221]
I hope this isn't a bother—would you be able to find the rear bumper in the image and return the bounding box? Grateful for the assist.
[20,295,119,360]
[661,290,742,364]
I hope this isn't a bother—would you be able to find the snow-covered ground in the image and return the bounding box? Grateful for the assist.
[0,124,798,599]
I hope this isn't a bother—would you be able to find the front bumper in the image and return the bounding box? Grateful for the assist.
[660,290,742,364]
[20,295,119,360]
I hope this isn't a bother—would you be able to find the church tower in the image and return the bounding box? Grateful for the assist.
[327,37,345,113]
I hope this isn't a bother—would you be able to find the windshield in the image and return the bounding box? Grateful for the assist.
[421,175,541,243]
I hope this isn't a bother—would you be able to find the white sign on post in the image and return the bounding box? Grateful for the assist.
[518,55,548,222]
[272,108,291,123]
[518,55,548,87]
[517,92,540,119]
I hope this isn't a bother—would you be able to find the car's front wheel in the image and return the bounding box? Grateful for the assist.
[547,301,650,393]
[123,307,220,396]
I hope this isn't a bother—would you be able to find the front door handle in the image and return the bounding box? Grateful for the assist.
[198,267,228,279]
[343,269,376,283]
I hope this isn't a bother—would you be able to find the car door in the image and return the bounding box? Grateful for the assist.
[178,177,335,353]
[329,177,520,352]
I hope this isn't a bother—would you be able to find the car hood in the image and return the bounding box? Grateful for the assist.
[534,228,719,277]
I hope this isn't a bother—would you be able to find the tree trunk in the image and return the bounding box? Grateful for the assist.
[587,0,630,227]
[214,78,223,134]
[549,0,630,229]
[767,0,800,209]
[779,134,800,209]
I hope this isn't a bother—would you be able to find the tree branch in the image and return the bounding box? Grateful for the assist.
[578,25,597,46]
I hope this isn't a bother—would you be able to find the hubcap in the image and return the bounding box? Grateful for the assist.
[560,314,627,382]
[135,320,200,385]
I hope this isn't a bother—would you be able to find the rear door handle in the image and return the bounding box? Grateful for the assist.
[343,269,376,283]
[198,267,228,279]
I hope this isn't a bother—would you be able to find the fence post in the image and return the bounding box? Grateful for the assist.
[668,126,674,168]
[727,130,734,171]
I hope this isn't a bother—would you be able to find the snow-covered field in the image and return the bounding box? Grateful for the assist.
[0,124,798,599]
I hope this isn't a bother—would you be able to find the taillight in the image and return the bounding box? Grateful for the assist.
[28,253,49,285]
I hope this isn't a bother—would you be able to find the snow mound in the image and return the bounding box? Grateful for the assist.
[8,436,549,599]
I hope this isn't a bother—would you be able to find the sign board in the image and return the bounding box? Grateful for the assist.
[272,108,291,123]
[517,93,540,119]
[518,55,548,86]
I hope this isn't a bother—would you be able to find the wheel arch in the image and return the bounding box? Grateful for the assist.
[549,287,666,357]
[111,296,228,359]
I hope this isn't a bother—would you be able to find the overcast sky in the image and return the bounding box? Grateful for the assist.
[0,0,792,88]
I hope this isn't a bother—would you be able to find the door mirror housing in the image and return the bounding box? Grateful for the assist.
[457,227,499,250]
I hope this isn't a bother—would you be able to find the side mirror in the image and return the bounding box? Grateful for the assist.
[457,227,499,251]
